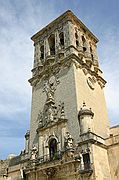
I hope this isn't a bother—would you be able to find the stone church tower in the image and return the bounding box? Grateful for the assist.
[0,10,119,180]
[27,9,111,179]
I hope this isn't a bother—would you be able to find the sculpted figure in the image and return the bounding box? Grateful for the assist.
[31,145,38,160]
[64,132,74,149]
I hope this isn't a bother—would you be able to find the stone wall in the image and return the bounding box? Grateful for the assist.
[74,64,110,138]
[110,125,119,136]
[106,125,119,180]
[92,144,111,180]
[108,144,119,180]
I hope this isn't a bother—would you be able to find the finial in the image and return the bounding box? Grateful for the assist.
[83,101,86,107]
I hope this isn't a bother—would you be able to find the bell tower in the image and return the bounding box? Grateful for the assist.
[29,11,109,149]
[28,10,110,169]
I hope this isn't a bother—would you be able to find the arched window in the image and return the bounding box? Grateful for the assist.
[48,34,55,55]
[49,138,57,160]
[59,32,64,47]
[40,45,44,60]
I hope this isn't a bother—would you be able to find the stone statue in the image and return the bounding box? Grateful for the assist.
[64,132,74,149]
[31,146,38,160]
[43,76,60,101]
[44,82,55,101]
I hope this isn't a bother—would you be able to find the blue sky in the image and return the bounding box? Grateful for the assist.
[0,0,119,159]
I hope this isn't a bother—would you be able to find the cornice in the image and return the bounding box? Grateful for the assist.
[78,109,94,117]
[31,10,98,43]
[28,53,106,89]
[36,118,68,133]
[31,11,70,42]
[78,132,107,149]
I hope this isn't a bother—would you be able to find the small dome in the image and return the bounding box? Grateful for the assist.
[7,154,16,160]
[78,102,94,118]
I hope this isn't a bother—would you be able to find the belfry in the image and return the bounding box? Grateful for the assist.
[0,10,119,180]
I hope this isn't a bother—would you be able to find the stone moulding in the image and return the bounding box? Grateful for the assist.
[78,132,107,149]
[25,156,81,178]
[36,118,68,132]
[31,10,98,44]
[28,53,106,89]
[78,108,94,118]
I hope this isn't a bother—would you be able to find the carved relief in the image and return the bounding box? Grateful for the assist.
[92,76,97,83]
[87,77,95,90]
[37,101,66,128]
[43,75,60,102]
[82,68,88,75]
[36,75,66,129]
[42,167,57,178]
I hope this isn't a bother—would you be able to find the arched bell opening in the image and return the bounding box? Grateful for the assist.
[48,34,55,55]
[90,46,94,61]
[82,36,87,52]
[59,32,64,47]
[75,32,78,39]
[75,31,79,48]
[40,45,44,60]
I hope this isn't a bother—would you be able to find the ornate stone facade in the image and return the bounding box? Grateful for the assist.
[0,10,119,180]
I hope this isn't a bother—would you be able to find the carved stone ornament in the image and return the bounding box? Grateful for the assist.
[92,76,97,83]
[43,75,60,102]
[30,145,38,160]
[64,132,74,150]
[37,101,66,128]
[98,79,105,89]
[87,77,95,90]
[73,59,82,69]
[82,68,88,75]
[78,102,94,118]
[81,148,90,155]
[36,75,66,128]
[42,167,57,178]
